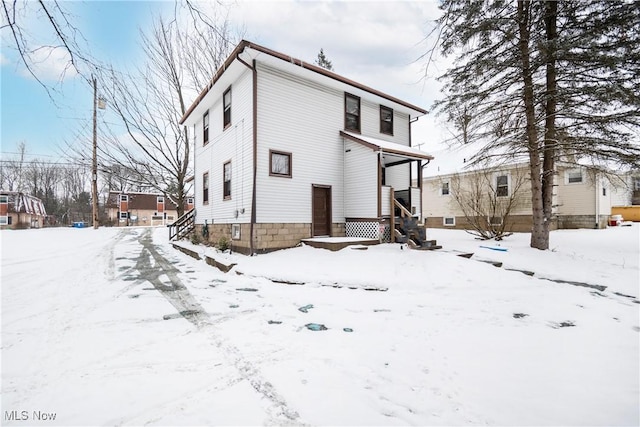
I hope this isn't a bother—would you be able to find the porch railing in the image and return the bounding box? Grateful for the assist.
[168,208,195,241]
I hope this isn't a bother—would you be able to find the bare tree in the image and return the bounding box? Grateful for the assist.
[90,9,238,216]
[0,141,28,192]
[1,0,94,91]
[448,166,529,240]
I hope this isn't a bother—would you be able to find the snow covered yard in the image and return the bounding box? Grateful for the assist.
[1,225,638,425]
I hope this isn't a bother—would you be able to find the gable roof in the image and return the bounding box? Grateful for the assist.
[181,40,427,126]
[105,191,191,210]
[0,191,47,215]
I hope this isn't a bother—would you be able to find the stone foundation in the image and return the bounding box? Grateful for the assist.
[193,222,346,255]
[424,215,562,233]
[557,215,607,229]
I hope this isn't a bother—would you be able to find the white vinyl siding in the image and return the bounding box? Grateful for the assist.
[256,63,345,223]
[557,167,594,216]
[345,139,378,218]
[361,99,410,145]
[194,69,253,225]
[385,163,410,192]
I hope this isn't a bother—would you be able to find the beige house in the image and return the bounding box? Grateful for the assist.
[105,191,194,227]
[422,146,630,231]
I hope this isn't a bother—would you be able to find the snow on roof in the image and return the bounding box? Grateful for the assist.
[340,131,434,161]
[0,191,47,215]
[422,143,528,179]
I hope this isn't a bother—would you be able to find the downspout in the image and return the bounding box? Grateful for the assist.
[237,53,257,255]
[595,171,600,229]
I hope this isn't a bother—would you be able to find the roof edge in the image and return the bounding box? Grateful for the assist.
[180,40,428,125]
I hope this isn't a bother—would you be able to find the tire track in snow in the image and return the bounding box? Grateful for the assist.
[134,229,304,426]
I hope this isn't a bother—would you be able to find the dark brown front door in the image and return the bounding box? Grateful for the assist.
[312,185,331,236]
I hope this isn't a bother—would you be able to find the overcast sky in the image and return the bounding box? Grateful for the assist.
[0,1,449,161]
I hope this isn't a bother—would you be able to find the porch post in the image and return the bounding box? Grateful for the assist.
[390,187,395,243]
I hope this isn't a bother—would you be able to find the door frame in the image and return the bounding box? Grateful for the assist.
[311,184,332,237]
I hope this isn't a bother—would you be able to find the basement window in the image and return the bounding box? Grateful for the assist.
[443,216,455,226]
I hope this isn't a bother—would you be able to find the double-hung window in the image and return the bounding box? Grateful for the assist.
[380,106,393,135]
[223,87,231,129]
[203,111,209,145]
[345,93,360,132]
[496,175,509,197]
[203,172,209,204]
[223,162,231,199]
[441,181,450,196]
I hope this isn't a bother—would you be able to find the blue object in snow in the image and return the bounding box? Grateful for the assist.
[305,323,327,331]
[479,245,508,252]
[343,328,354,332]
[298,304,314,313]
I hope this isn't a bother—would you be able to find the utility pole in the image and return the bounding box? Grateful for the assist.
[92,76,99,229]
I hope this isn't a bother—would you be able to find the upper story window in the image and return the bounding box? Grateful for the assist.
[380,106,393,135]
[566,169,583,184]
[187,197,194,205]
[119,194,128,202]
[345,93,360,132]
[270,150,292,178]
[203,172,209,204]
[496,175,509,197]
[0,195,8,204]
[223,161,232,200]
[223,87,232,129]
[441,181,450,196]
[203,111,209,145]
[157,196,164,204]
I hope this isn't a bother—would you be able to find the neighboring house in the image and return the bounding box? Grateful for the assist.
[422,146,630,231]
[179,40,432,254]
[105,191,194,227]
[0,191,47,229]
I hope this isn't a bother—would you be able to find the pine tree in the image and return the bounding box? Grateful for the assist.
[432,0,640,250]
[315,48,334,71]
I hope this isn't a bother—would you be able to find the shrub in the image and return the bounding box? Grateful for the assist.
[217,236,229,251]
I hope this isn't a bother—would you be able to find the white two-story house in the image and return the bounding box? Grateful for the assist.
[180,40,432,254]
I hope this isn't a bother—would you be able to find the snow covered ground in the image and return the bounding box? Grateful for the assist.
[1,224,638,426]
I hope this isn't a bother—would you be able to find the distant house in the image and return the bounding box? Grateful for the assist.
[0,191,47,229]
[179,40,432,254]
[105,191,194,227]
[422,146,631,231]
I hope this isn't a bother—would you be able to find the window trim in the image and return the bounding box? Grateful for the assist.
[566,169,583,184]
[119,212,128,220]
[496,174,509,197]
[157,196,164,204]
[380,105,394,136]
[223,161,232,200]
[441,180,450,196]
[344,93,361,133]
[269,150,292,178]
[0,195,8,204]
[203,171,210,205]
[0,215,8,225]
[443,216,455,226]
[223,87,232,129]
[119,194,128,202]
[203,110,209,146]
[186,197,194,205]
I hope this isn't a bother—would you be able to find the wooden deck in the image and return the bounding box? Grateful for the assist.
[301,237,379,251]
